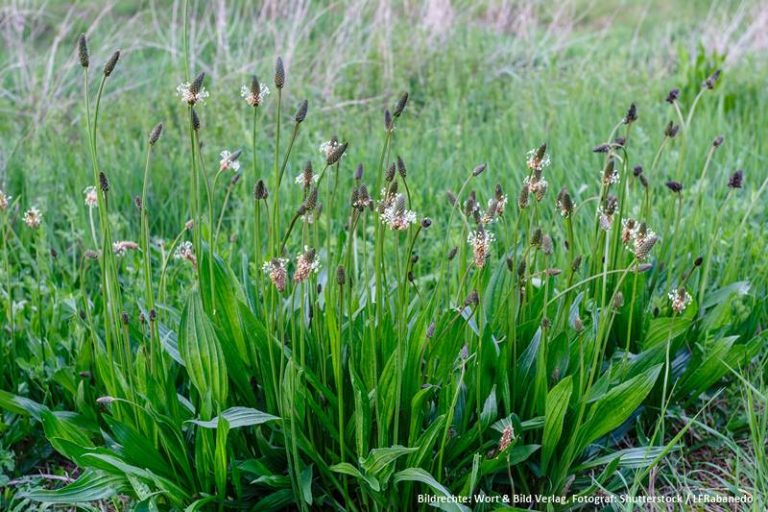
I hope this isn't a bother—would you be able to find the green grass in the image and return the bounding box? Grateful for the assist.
[1,1,767,510]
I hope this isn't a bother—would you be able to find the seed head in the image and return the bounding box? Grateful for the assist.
[274,57,285,89]
[712,135,724,148]
[0,189,11,211]
[613,291,624,310]
[99,171,109,193]
[77,34,89,68]
[397,156,407,178]
[556,187,573,217]
[541,234,553,255]
[385,163,396,182]
[703,69,721,90]
[527,143,549,171]
[634,233,658,261]
[242,76,270,107]
[665,88,680,104]
[664,121,679,138]
[530,227,542,248]
[518,183,530,210]
[472,163,487,177]
[304,187,319,211]
[191,109,201,131]
[393,91,409,117]
[669,287,693,313]
[149,123,163,145]
[294,246,320,283]
[112,240,139,257]
[602,158,619,186]
[295,99,308,123]
[498,425,515,452]
[336,265,346,286]
[467,227,495,268]
[355,164,364,181]
[624,103,638,124]
[665,181,683,193]
[426,321,436,339]
[694,256,703,267]
[727,169,743,189]
[633,165,643,177]
[254,179,268,200]
[103,50,120,77]
[421,217,432,228]
[463,290,479,308]
[384,109,394,131]
[190,72,205,95]
[327,142,348,166]
[571,255,582,273]
[173,241,197,268]
[263,258,288,292]
[639,174,648,188]
[447,246,458,261]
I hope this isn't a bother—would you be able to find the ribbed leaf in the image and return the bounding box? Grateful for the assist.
[578,364,662,451]
[394,468,469,512]
[189,407,280,429]
[541,375,572,472]
[24,470,127,503]
[179,290,228,408]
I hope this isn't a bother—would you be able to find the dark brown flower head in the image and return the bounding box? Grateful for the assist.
[530,227,542,248]
[624,103,638,124]
[664,121,680,138]
[447,246,458,261]
[104,50,120,77]
[639,174,648,188]
[327,142,347,166]
[463,289,479,307]
[384,109,393,131]
[134,196,142,210]
[385,163,396,182]
[518,183,530,210]
[397,156,407,178]
[190,72,206,96]
[336,265,346,286]
[613,136,626,148]
[604,194,619,215]
[355,164,364,181]
[78,34,89,68]
[665,88,680,103]
[571,255,582,273]
[635,234,658,260]
[541,234,553,255]
[694,256,703,266]
[713,135,724,148]
[703,69,721,90]
[421,217,432,228]
[592,143,610,153]
[254,179,268,200]
[446,191,457,206]
[727,170,743,189]
[472,163,487,177]
[665,180,683,193]
[99,171,109,193]
[394,91,409,117]
[231,173,241,186]
[517,259,526,279]
[295,99,308,123]
[274,57,285,89]
[633,165,643,177]
[495,183,504,200]
[304,186,319,211]
[556,187,573,217]
[149,123,163,145]
[191,109,201,131]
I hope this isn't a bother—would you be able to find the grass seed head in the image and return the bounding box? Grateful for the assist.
[254,179,268,200]
[664,121,679,138]
[665,180,683,193]
[295,99,308,123]
[728,170,743,189]
[103,50,120,77]
[326,142,348,165]
[274,57,285,89]
[397,156,407,178]
[394,91,409,117]
[149,123,163,145]
[703,69,721,89]
[77,34,89,68]
[624,102,638,124]
[665,88,680,103]
[99,171,109,193]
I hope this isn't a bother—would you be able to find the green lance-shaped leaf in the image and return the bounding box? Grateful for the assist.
[179,290,229,408]
[541,375,573,473]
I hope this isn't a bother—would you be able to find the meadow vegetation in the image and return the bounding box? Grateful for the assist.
[1,1,767,510]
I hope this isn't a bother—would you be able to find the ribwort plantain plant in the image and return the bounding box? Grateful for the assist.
[1,14,766,512]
